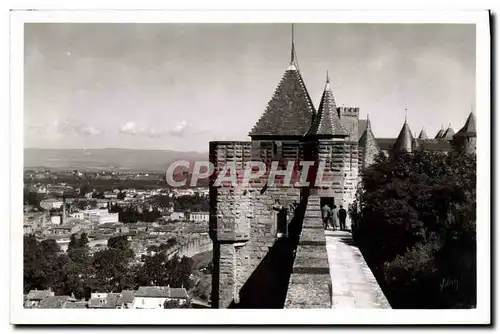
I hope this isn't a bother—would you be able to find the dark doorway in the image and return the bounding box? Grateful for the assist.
[320,197,335,208]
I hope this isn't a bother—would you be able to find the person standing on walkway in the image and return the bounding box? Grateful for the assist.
[330,204,339,231]
[321,204,331,230]
[338,205,347,231]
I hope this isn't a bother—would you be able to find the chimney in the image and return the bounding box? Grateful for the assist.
[62,197,66,225]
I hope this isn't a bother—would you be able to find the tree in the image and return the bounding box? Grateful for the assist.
[23,191,44,210]
[166,255,194,290]
[23,235,71,296]
[136,252,169,286]
[351,150,476,308]
[92,248,134,292]
[67,233,90,264]
[79,183,91,196]
[164,299,190,309]
[108,236,130,251]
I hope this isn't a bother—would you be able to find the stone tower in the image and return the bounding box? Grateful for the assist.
[418,128,429,139]
[393,119,414,154]
[441,124,456,139]
[358,115,380,170]
[453,112,476,155]
[435,124,445,139]
[209,41,313,309]
[308,73,357,211]
[209,38,360,308]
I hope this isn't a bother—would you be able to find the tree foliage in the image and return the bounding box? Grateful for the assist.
[24,234,194,300]
[136,253,193,289]
[350,150,476,308]
[164,299,190,309]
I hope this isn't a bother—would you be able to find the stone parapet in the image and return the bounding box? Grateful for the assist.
[284,195,332,308]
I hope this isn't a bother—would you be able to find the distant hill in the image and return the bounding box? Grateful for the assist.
[24,148,209,172]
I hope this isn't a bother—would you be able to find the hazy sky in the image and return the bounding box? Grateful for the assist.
[24,23,475,152]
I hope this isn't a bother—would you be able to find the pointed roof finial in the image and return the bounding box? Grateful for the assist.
[366,113,371,130]
[404,108,408,123]
[290,23,295,65]
[324,70,331,90]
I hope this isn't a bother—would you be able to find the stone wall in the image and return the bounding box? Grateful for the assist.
[338,107,360,142]
[209,140,301,308]
[285,194,332,308]
[175,235,213,258]
[316,140,358,229]
[210,136,359,308]
[453,136,477,155]
[209,141,252,308]
[359,140,380,171]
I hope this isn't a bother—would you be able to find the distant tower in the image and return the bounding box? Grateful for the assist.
[62,197,66,225]
[337,106,360,142]
[393,114,414,154]
[441,123,456,139]
[418,128,429,139]
[453,112,476,155]
[435,123,445,139]
[358,114,380,170]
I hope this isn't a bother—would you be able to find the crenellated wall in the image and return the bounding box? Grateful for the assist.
[338,107,360,142]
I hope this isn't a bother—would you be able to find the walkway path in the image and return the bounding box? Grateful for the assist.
[325,230,391,309]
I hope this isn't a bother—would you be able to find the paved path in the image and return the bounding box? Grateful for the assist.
[325,230,391,309]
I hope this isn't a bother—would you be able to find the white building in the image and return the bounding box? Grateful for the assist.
[189,212,209,222]
[103,192,117,199]
[132,286,189,309]
[132,286,170,309]
[75,209,119,224]
[40,199,64,210]
[71,212,85,220]
[169,212,185,221]
[90,292,108,299]
[50,215,62,225]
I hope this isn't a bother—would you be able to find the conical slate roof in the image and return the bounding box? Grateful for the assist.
[418,128,428,139]
[359,116,379,150]
[308,74,348,137]
[358,116,380,168]
[454,112,476,137]
[441,126,455,139]
[435,125,444,139]
[393,121,414,153]
[249,63,316,137]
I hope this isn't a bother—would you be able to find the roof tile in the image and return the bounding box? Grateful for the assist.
[454,112,476,137]
[308,79,348,137]
[249,66,315,137]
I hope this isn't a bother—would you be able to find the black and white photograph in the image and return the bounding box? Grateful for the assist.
[8,9,490,325]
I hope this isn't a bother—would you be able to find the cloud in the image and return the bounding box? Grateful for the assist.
[27,119,102,137]
[118,120,190,138]
[119,122,137,135]
[170,121,187,137]
[77,124,100,136]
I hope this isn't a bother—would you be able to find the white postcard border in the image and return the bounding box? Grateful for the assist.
[9,9,491,325]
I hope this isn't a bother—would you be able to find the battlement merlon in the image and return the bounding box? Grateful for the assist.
[337,106,360,116]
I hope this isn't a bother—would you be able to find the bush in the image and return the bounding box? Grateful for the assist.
[350,150,476,308]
